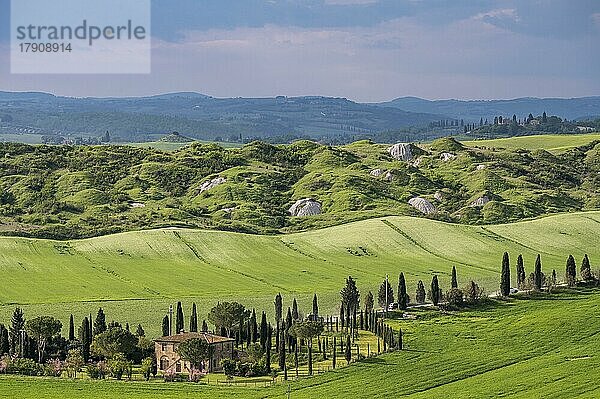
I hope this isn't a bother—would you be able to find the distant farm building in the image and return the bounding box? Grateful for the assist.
[155,332,235,374]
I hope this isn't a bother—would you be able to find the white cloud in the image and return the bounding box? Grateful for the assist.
[1,10,598,100]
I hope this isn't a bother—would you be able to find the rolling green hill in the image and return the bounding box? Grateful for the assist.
[463,133,600,153]
[0,211,598,338]
[1,136,599,239]
[2,288,599,398]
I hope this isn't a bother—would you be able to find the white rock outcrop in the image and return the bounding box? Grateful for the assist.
[199,177,226,193]
[408,197,436,215]
[384,171,394,182]
[289,198,322,217]
[470,196,490,207]
[439,152,456,162]
[476,164,487,170]
[434,191,444,202]
[388,143,413,161]
[370,169,384,177]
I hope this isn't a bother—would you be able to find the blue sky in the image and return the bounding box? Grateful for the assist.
[0,0,599,101]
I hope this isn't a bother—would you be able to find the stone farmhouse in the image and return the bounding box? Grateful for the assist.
[155,332,235,373]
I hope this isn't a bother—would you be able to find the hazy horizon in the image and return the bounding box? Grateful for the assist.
[1,89,599,104]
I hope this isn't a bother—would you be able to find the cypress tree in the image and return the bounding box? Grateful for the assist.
[308,339,313,375]
[566,255,577,287]
[398,272,408,310]
[416,280,426,304]
[534,254,543,290]
[93,308,107,336]
[451,266,458,289]
[294,345,299,378]
[278,324,286,379]
[332,336,337,369]
[79,317,91,361]
[202,320,208,332]
[9,307,25,356]
[340,303,345,329]
[378,279,394,310]
[250,309,257,343]
[345,335,351,365]
[136,324,145,337]
[292,299,299,320]
[175,302,184,333]
[581,254,592,281]
[190,303,198,332]
[260,312,268,351]
[274,293,283,325]
[500,252,511,297]
[286,307,292,330]
[430,275,440,306]
[0,325,8,355]
[516,254,525,290]
[365,291,374,313]
[246,321,251,346]
[266,324,272,373]
[68,314,75,341]
[398,329,403,350]
[312,294,319,318]
[162,315,169,336]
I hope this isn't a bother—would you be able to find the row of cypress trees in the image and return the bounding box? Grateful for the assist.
[502,252,594,295]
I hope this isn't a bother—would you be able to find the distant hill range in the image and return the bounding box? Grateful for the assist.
[0,91,441,142]
[0,91,599,143]
[378,96,600,122]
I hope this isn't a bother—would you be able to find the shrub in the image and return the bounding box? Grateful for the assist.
[44,359,63,377]
[163,368,177,382]
[221,359,236,378]
[108,353,132,380]
[188,368,204,383]
[446,288,464,307]
[7,358,43,376]
[464,281,485,303]
[140,357,153,381]
[87,361,107,380]
[0,355,9,373]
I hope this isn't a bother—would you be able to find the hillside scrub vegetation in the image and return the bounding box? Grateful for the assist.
[0,137,599,239]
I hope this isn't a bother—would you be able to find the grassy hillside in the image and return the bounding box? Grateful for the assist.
[0,211,598,337]
[1,137,599,239]
[463,133,600,153]
[2,288,599,398]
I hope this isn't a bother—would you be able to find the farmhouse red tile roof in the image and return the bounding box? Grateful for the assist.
[155,332,234,344]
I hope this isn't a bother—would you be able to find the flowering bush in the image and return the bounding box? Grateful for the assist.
[87,361,108,380]
[188,368,205,383]
[163,368,177,382]
[6,357,43,376]
[0,355,9,373]
[44,359,63,377]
